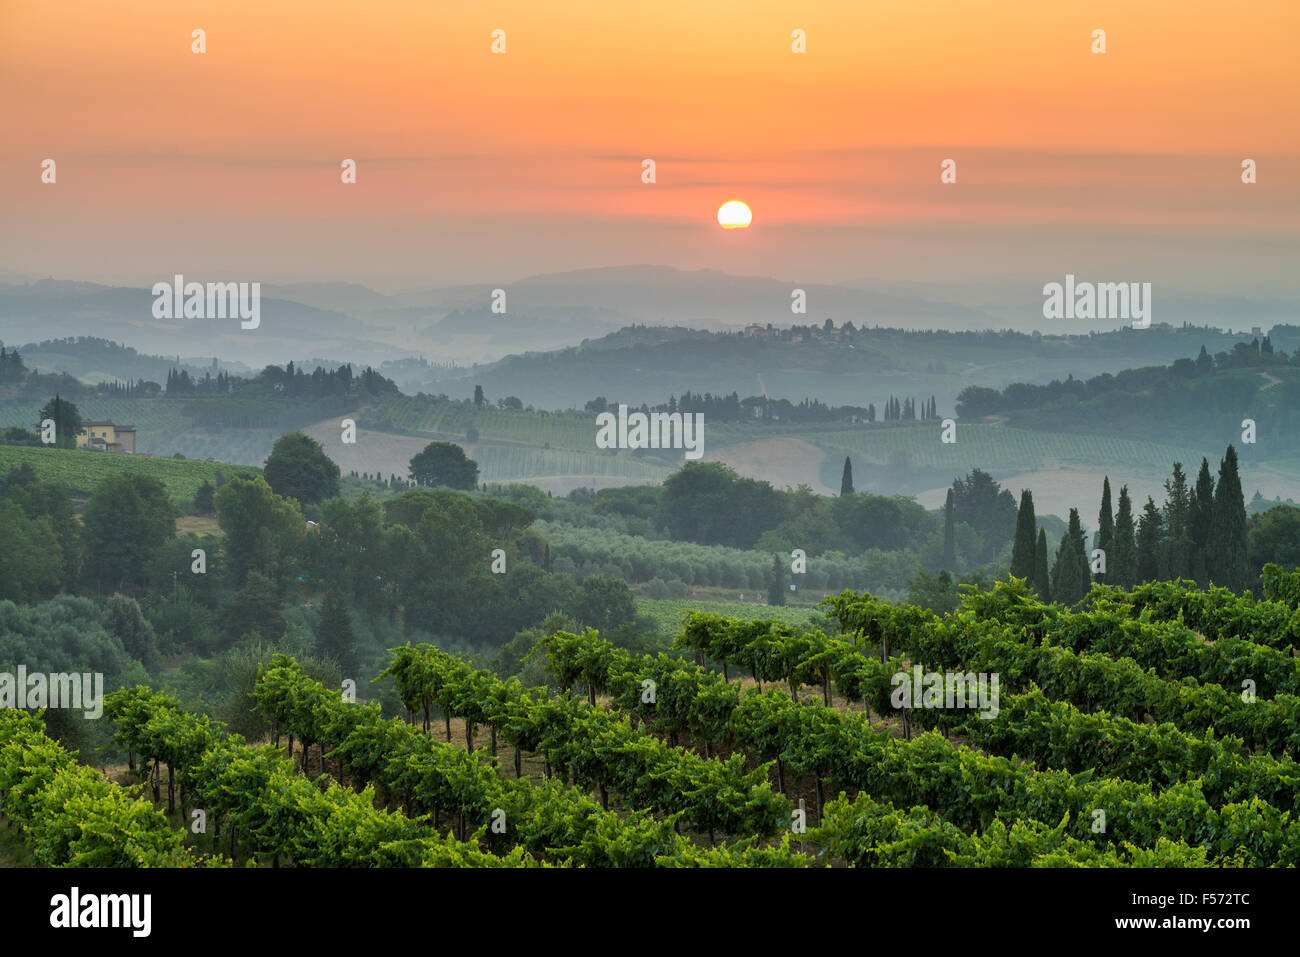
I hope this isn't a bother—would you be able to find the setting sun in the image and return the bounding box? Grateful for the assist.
[717,200,752,229]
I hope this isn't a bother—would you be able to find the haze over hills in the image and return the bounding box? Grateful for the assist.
[402,322,1282,412]
[5,269,1294,520]
[0,279,405,370]
[5,266,1292,375]
[4,323,1296,520]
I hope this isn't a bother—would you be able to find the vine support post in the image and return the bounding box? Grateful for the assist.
[798,798,806,856]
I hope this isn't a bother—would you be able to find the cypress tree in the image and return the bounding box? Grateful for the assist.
[1196,345,1213,374]
[1010,489,1037,581]
[840,456,854,496]
[767,553,787,606]
[1072,507,1090,593]
[1051,508,1088,605]
[1211,444,1250,592]
[1190,458,1215,585]
[1162,462,1193,580]
[1096,477,1114,582]
[1137,496,1164,582]
[1111,486,1137,588]
[1032,528,1052,601]
[943,488,956,570]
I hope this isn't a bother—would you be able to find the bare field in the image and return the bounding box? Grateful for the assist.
[302,415,436,479]
[706,436,833,495]
[176,515,221,535]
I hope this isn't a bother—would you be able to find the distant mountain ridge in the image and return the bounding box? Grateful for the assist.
[2,266,1290,378]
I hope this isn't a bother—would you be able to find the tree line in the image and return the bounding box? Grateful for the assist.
[956,339,1291,419]
[1009,445,1265,604]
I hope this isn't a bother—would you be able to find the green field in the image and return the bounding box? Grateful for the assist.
[638,598,832,637]
[0,445,258,503]
[366,395,601,450]
[472,444,672,483]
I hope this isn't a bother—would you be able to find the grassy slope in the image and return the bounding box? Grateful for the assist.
[0,445,258,503]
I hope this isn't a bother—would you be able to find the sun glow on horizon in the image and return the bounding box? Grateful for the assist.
[717,200,752,229]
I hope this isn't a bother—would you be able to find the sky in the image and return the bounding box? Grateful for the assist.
[2,0,1298,292]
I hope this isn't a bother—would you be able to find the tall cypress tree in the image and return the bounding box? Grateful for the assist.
[1096,477,1114,582]
[1190,458,1215,585]
[1051,508,1088,605]
[768,553,787,606]
[1162,462,1193,581]
[942,488,956,570]
[1137,496,1164,582]
[1010,489,1037,581]
[1111,486,1137,588]
[1033,528,1052,601]
[1211,444,1250,592]
[1072,507,1089,593]
[840,456,854,496]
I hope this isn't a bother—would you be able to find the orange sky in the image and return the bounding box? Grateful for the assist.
[2,0,1297,288]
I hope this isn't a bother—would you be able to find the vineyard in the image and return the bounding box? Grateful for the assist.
[0,395,304,465]
[4,575,1297,867]
[360,396,676,485]
[0,445,257,503]
[470,444,672,484]
[638,598,827,635]
[363,395,600,450]
[0,397,190,448]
